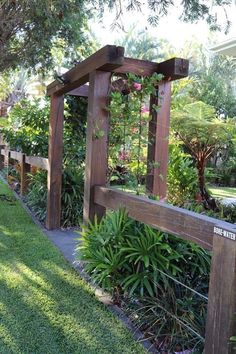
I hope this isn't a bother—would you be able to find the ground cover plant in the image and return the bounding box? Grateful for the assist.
[0,179,146,354]
[77,208,211,353]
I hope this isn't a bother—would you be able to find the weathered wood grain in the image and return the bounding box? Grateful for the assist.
[20,154,31,195]
[46,94,64,230]
[83,71,111,223]
[94,186,236,250]
[25,156,49,170]
[10,150,22,162]
[47,45,124,96]
[146,82,171,198]
[67,85,89,97]
[205,235,236,353]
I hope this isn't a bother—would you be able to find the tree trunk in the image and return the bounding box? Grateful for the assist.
[197,158,217,210]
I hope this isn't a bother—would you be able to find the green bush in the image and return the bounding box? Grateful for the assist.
[167,141,198,205]
[26,165,84,227]
[77,208,210,352]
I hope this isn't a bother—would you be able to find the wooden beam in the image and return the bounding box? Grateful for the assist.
[94,186,236,250]
[46,94,64,230]
[113,57,189,80]
[83,71,111,223]
[205,236,236,353]
[146,82,171,198]
[47,45,124,96]
[25,156,49,170]
[67,85,89,97]
[20,154,30,195]
[10,150,22,162]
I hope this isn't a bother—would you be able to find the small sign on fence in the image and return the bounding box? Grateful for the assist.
[214,226,236,241]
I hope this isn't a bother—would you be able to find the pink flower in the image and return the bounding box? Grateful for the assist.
[141,105,149,114]
[118,150,128,161]
[133,82,142,91]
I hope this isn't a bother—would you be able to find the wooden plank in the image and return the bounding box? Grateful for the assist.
[67,85,89,97]
[0,148,5,156]
[94,186,236,250]
[10,150,22,162]
[20,154,31,195]
[205,236,236,353]
[46,95,64,230]
[113,57,189,80]
[83,70,111,223]
[25,156,49,170]
[47,45,124,96]
[146,82,171,198]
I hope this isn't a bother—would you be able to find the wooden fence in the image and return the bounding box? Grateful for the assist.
[0,45,235,352]
[0,144,48,194]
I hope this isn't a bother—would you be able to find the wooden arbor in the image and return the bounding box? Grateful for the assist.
[45,45,236,353]
[46,45,189,229]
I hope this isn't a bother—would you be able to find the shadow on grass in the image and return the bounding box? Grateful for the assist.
[0,184,146,354]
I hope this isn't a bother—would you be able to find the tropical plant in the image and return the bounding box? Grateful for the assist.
[171,101,232,209]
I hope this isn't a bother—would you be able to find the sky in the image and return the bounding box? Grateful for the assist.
[89,1,236,52]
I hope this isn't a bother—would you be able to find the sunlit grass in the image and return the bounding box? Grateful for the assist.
[209,186,236,199]
[0,180,146,354]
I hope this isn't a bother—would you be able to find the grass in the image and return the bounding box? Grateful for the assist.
[209,186,236,199]
[0,180,147,354]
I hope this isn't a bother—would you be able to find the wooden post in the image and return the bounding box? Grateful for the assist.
[83,70,111,223]
[20,153,31,195]
[205,236,236,353]
[46,94,64,230]
[0,147,4,170]
[146,81,171,199]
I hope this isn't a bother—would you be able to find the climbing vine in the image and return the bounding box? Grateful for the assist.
[108,72,163,193]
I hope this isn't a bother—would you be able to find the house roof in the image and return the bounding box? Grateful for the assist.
[211,37,236,58]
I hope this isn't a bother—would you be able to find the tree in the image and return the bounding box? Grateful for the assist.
[93,0,233,32]
[171,101,232,208]
[0,0,89,72]
[116,26,173,61]
[190,54,236,117]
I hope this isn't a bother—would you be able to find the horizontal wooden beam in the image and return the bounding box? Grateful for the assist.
[113,57,189,80]
[47,45,124,96]
[10,150,22,162]
[67,85,89,97]
[25,156,49,170]
[94,186,236,250]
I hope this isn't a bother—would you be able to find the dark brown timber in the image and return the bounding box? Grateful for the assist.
[205,235,236,353]
[20,154,31,195]
[83,71,111,223]
[46,94,64,229]
[47,45,124,96]
[113,57,189,80]
[146,82,171,198]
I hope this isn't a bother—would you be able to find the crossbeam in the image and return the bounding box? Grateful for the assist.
[113,57,189,80]
[47,45,124,96]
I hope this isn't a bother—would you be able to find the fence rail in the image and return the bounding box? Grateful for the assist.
[0,140,48,195]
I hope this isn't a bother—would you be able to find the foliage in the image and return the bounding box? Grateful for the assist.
[27,165,84,227]
[0,0,90,72]
[92,0,233,31]
[1,99,49,156]
[116,26,172,61]
[171,101,232,206]
[0,180,146,354]
[190,54,236,118]
[167,140,198,205]
[77,208,211,352]
[109,72,162,192]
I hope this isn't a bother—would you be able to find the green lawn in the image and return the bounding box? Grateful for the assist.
[0,180,146,354]
[209,186,236,199]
